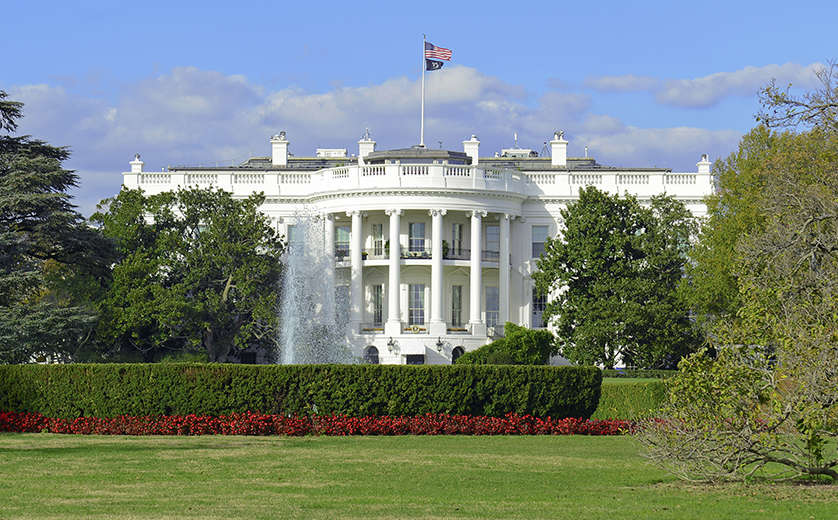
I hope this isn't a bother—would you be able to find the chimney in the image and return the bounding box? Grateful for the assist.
[463,135,480,165]
[130,154,144,173]
[697,153,711,175]
[358,128,376,166]
[550,131,568,168]
[271,131,289,166]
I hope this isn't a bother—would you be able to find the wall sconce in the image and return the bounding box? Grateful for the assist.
[436,337,443,352]
[387,337,395,353]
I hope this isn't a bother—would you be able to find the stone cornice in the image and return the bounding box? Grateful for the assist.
[306,187,529,204]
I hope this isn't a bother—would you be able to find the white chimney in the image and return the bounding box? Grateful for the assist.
[130,154,144,173]
[271,131,289,167]
[697,153,711,175]
[358,134,376,166]
[463,135,480,165]
[550,131,568,168]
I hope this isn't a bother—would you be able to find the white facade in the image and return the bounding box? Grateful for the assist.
[122,132,713,365]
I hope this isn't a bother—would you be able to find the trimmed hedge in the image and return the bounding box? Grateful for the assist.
[601,369,676,379]
[590,380,666,420]
[0,364,601,420]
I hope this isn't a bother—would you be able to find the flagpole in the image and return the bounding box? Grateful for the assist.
[420,34,426,148]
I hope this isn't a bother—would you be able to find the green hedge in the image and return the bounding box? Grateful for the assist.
[601,369,676,379]
[0,364,602,420]
[590,380,666,420]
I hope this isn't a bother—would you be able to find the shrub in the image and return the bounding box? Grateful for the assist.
[0,363,602,420]
[590,381,666,420]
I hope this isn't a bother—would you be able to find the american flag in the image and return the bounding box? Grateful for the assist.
[424,42,452,61]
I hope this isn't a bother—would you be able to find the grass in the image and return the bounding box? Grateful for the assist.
[1,434,836,519]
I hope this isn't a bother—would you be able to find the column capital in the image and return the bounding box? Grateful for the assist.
[384,209,404,216]
[519,216,527,223]
[466,210,487,218]
[429,209,447,217]
[503,214,518,221]
[346,210,365,218]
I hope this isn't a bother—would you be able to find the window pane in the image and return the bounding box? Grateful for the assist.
[409,223,426,252]
[336,226,350,256]
[486,286,499,327]
[485,225,500,261]
[532,225,548,258]
[451,285,462,327]
[409,284,425,325]
[532,287,547,328]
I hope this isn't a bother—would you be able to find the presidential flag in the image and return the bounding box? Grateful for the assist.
[424,42,452,61]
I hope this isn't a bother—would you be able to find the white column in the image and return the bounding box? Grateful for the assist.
[429,209,447,335]
[499,214,512,326]
[348,210,364,334]
[469,210,487,336]
[385,209,403,336]
[323,214,335,258]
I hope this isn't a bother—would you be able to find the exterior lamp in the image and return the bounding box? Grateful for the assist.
[436,337,443,352]
[387,337,395,353]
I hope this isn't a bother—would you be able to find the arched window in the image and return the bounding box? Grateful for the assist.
[451,346,465,364]
[364,346,380,364]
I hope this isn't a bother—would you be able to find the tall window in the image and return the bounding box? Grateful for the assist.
[409,284,425,326]
[451,223,463,256]
[532,225,549,258]
[373,224,384,256]
[485,225,500,261]
[451,285,463,327]
[335,225,350,258]
[532,287,547,328]
[485,286,499,327]
[286,225,300,245]
[409,223,426,253]
[372,284,383,326]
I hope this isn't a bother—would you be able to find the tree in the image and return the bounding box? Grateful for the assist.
[533,187,699,369]
[757,59,838,131]
[455,322,557,365]
[0,90,115,363]
[637,123,838,483]
[92,186,285,362]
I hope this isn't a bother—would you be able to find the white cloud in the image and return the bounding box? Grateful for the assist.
[583,62,825,109]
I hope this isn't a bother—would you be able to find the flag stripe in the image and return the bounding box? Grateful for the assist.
[424,42,452,61]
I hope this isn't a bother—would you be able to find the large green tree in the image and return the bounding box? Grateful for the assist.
[533,187,699,369]
[0,91,115,363]
[92,186,285,362]
[639,128,838,482]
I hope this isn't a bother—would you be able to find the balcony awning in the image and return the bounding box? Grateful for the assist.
[399,340,427,356]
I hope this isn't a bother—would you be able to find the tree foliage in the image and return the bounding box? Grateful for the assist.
[455,322,557,365]
[639,86,838,481]
[533,187,699,369]
[92,187,285,362]
[757,59,838,131]
[0,90,115,363]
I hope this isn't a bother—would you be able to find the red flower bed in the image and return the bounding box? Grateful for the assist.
[0,411,633,436]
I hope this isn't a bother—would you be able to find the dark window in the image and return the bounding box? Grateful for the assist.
[406,354,425,365]
[364,346,379,364]
[451,346,465,364]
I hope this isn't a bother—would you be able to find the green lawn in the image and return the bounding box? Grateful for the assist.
[1,434,835,519]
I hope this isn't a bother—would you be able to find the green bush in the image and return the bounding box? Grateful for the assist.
[590,380,666,420]
[601,369,676,379]
[456,323,557,365]
[0,364,602,420]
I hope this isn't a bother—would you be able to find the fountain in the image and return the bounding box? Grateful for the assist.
[277,212,354,364]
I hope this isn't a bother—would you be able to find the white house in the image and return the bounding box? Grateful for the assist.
[122,131,712,365]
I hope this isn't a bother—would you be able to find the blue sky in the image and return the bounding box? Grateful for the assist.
[3,0,834,215]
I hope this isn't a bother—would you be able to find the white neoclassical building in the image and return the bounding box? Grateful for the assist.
[122,131,712,365]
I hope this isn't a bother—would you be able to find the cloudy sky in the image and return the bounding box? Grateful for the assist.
[3,0,833,216]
